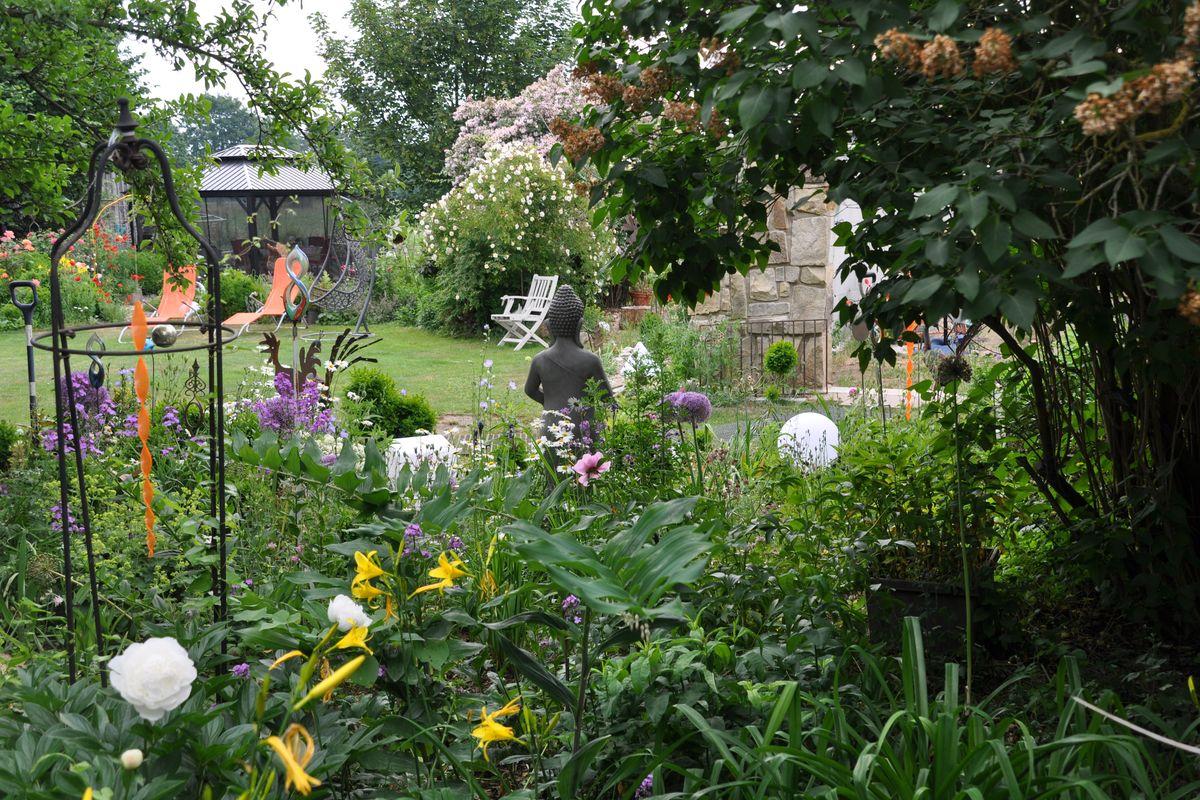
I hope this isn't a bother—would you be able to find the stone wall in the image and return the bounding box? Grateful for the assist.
[691,182,836,325]
[689,182,836,390]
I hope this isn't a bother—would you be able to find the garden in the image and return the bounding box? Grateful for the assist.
[1,0,1200,798]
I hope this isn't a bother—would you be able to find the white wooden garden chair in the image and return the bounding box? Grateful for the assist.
[491,274,558,350]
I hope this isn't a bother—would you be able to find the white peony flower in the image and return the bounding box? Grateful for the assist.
[108,637,197,722]
[327,594,370,631]
[120,749,144,769]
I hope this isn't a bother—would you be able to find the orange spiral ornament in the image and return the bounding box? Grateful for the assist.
[130,301,156,556]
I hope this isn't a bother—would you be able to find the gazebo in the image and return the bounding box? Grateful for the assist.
[198,144,337,274]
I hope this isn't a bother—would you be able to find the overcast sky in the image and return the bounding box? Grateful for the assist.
[128,0,349,101]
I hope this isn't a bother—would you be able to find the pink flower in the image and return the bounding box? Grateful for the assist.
[1,230,13,241]
[571,451,611,487]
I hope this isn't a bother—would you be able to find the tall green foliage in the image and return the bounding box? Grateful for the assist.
[317,0,575,207]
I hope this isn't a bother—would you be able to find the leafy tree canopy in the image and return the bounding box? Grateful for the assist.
[170,93,261,161]
[570,0,1200,623]
[0,0,373,247]
[317,0,576,208]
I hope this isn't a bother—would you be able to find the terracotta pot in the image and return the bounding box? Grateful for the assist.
[629,288,653,306]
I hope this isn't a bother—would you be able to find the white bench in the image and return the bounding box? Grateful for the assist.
[491,274,558,350]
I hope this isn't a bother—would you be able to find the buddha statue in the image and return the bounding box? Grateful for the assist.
[524,285,613,429]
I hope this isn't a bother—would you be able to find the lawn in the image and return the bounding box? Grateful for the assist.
[0,323,544,426]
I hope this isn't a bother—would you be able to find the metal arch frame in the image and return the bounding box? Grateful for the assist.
[47,99,231,682]
[304,216,377,337]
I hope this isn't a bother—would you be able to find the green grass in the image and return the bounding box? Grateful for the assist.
[0,323,543,425]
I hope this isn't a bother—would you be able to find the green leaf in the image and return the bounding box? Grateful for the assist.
[955,268,980,300]
[1050,60,1106,77]
[557,735,612,799]
[1013,209,1058,239]
[959,193,988,229]
[1158,225,1200,263]
[979,215,1011,262]
[1104,227,1146,265]
[834,58,866,86]
[792,60,828,90]
[928,0,960,31]
[911,184,960,219]
[906,275,944,303]
[738,86,774,129]
[717,5,758,32]
[1062,247,1103,279]
[1070,217,1121,248]
[493,632,575,708]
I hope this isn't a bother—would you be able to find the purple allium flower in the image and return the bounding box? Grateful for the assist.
[663,390,712,424]
[231,663,250,679]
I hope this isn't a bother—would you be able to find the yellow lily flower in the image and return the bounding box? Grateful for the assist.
[471,696,525,762]
[354,550,386,582]
[264,723,322,796]
[352,579,385,602]
[335,625,373,654]
[269,650,306,670]
[82,790,93,800]
[294,654,366,710]
[385,594,397,620]
[409,552,470,598]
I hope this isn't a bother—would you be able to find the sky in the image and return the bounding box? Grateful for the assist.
[128,0,349,101]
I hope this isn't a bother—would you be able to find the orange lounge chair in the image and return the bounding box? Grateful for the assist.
[118,265,199,342]
[223,255,306,337]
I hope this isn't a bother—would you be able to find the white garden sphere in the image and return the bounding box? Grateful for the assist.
[778,412,840,468]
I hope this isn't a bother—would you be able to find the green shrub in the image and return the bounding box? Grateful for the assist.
[217,269,265,316]
[0,419,16,472]
[370,228,428,325]
[764,340,798,378]
[345,367,437,438]
[416,147,615,336]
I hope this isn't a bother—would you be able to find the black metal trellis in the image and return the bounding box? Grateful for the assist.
[36,99,232,682]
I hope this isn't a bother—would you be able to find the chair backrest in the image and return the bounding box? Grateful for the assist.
[523,274,559,314]
[153,264,197,319]
[260,257,297,315]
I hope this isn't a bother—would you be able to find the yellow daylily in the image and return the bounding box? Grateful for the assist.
[264,723,322,796]
[352,579,385,602]
[354,550,386,582]
[471,696,525,762]
[335,625,373,654]
[409,552,470,598]
[82,790,93,800]
[294,654,366,710]
[269,649,306,670]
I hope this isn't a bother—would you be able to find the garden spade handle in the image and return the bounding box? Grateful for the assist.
[8,280,38,426]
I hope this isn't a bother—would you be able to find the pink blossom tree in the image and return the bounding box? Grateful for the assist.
[444,65,584,183]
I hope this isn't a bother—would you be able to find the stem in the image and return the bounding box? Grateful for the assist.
[690,419,704,492]
[952,388,973,707]
[572,608,592,754]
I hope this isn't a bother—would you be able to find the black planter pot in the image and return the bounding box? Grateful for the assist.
[867,577,967,663]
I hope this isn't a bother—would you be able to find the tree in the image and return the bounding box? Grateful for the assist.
[316,0,575,208]
[171,94,261,161]
[569,0,1200,625]
[444,64,585,182]
[0,0,373,249]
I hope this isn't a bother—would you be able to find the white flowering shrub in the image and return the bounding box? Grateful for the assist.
[416,145,615,336]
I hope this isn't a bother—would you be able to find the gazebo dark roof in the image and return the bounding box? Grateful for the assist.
[199,144,335,197]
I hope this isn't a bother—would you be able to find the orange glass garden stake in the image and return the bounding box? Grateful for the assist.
[131,301,156,556]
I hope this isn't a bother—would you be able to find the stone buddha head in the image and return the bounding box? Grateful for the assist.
[545,284,584,346]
